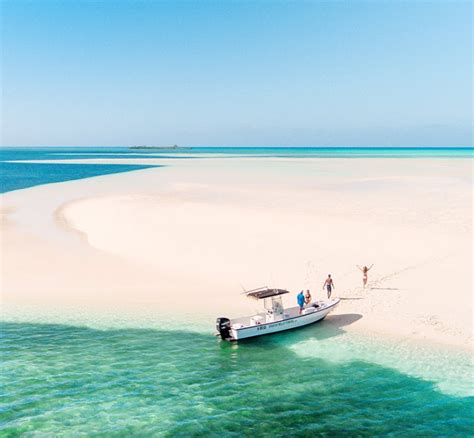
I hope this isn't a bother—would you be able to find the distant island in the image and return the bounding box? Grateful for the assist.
[129,145,190,150]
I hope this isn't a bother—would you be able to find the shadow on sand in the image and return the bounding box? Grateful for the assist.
[233,312,363,346]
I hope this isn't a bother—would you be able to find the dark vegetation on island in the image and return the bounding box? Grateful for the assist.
[129,145,191,150]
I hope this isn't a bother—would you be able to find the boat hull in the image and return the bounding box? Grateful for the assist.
[229,298,340,341]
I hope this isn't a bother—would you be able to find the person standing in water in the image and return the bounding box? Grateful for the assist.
[357,264,373,287]
[323,275,334,298]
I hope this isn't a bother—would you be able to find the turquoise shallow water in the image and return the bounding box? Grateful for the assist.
[1,321,473,436]
[1,147,473,435]
[1,146,473,193]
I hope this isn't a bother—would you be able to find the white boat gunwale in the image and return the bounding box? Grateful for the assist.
[216,286,341,341]
[232,299,340,332]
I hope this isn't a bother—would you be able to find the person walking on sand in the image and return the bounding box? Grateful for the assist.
[357,264,373,288]
[297,290,305,314]
[323,275,334,299]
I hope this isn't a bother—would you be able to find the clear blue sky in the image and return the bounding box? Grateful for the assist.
[2,0,472,147]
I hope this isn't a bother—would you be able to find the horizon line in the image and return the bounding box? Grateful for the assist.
[1,145,473,149]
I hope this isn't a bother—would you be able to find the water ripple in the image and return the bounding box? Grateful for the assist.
[1,322,473,436]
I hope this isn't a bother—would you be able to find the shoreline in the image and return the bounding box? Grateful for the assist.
[57,194,473,353]
[2,298,472,398]
[1,156,472,355]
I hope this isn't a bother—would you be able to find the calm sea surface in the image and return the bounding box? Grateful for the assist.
[1,320,473,436]
[1,146,473,193]
[1,147,473,435]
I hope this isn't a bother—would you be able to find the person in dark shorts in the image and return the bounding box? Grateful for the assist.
[323,274,334,298]
[297,290,305,314]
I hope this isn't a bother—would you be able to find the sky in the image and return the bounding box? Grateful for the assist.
[1,0,472,147]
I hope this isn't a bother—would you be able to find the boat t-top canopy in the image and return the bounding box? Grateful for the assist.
[244,287,290,300]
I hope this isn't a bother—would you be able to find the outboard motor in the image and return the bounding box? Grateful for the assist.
[216,317,231,340]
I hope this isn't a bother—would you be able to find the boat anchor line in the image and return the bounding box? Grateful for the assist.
[343,256,443,298]
[368,253,455,292]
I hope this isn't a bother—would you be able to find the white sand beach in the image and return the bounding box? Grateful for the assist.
[1,157,472,350]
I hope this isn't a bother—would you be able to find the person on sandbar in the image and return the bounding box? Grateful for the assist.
[357,264,373,288]
[323,274,334,299]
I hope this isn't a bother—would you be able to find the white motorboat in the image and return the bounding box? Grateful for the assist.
[216,287,340,341]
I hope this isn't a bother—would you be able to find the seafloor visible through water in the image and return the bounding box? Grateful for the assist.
[1,147,473,435]
[1,319,473,436]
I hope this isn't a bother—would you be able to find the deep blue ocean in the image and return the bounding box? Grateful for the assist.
[1,146,472,193]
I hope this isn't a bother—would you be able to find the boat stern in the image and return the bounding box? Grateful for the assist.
[216,317,233,341]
